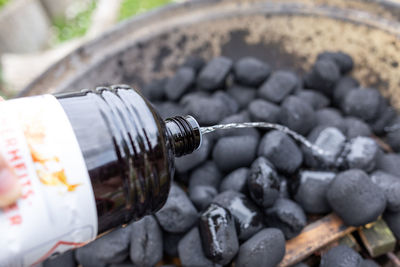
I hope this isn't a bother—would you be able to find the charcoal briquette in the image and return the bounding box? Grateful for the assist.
[212,191,264,241]
[235,228,286,267]
[154,101,185,120]
[279,96,316,135]
[182,92,237,125]
[343,88,382,121]
[376,153,400,176]
[294,170,336,214]
[304,59,341,96]
[248,99,281,123]
[258,70,299,103]
[199,203,239,265]
[371,171,400,212]
[315,108,345,133]
[179,90,208,103]
[175,134,212,173]
[247,157,281,208]
[219,167,249,194]
[295,89,330,110]
[182,56,205,73]
[327,169,386,226]
[126,53,400,266]
[320,245,362,267]
[155,183,198,233]
[387,115,400,128]
[279,176,290,199]
[258,130,303,174]
[343,117,372,139]
[386,130,400,153]
[75,225,131,266]
[386,116,400,152]
[304,126,346,169]
[233,57,271,86]
[189,161,222,190]
[371,104,396,135]
[361,259,380,267]
[163,231,184,257]
[214,91,239,114]
[189,185,218,210]
[43,250,76,267]
[197,57,232,91]
[165,67,195,101]
[129,215,163,267]
[212,135,259,172]
[75,249,107,267]
[317,51,354,74]
[264,198,307,239]
[333,76,359,108]
[227,85,257,109]
[178,227,221,267]
[344,137,379,172]
[142,78,166,101]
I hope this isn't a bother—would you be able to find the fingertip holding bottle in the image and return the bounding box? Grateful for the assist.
[0,157,21,208]
[0,97,20,207]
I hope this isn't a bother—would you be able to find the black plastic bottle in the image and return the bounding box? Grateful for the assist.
[0,85,201,266]
[58,84,201,231]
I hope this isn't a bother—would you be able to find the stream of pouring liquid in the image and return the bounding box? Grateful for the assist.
[200,122,327,156]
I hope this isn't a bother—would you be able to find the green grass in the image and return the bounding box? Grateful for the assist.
[119,0,172,21]
[52,0,97,44]
[51,0,171,43]
[0,67,8,99]
[0,0,9,9]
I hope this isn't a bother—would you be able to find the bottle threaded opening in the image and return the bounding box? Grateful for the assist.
[165,115,202,157]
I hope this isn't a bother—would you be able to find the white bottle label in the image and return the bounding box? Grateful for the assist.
[0,95,98,266]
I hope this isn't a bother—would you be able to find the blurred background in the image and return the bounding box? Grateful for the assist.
[0,0,179,98]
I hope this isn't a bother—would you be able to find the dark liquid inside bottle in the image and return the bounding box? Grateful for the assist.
[56,85,200,233]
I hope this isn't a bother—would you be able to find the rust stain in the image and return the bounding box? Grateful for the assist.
[279,213,356,267]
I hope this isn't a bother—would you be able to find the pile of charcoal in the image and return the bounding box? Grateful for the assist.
[45,52,400,267]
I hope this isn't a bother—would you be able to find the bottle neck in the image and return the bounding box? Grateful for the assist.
[165,115,202,157]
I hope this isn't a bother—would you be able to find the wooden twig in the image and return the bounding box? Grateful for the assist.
[278,213,356,267]
[387,252,400,267]
[372,135,393,153]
